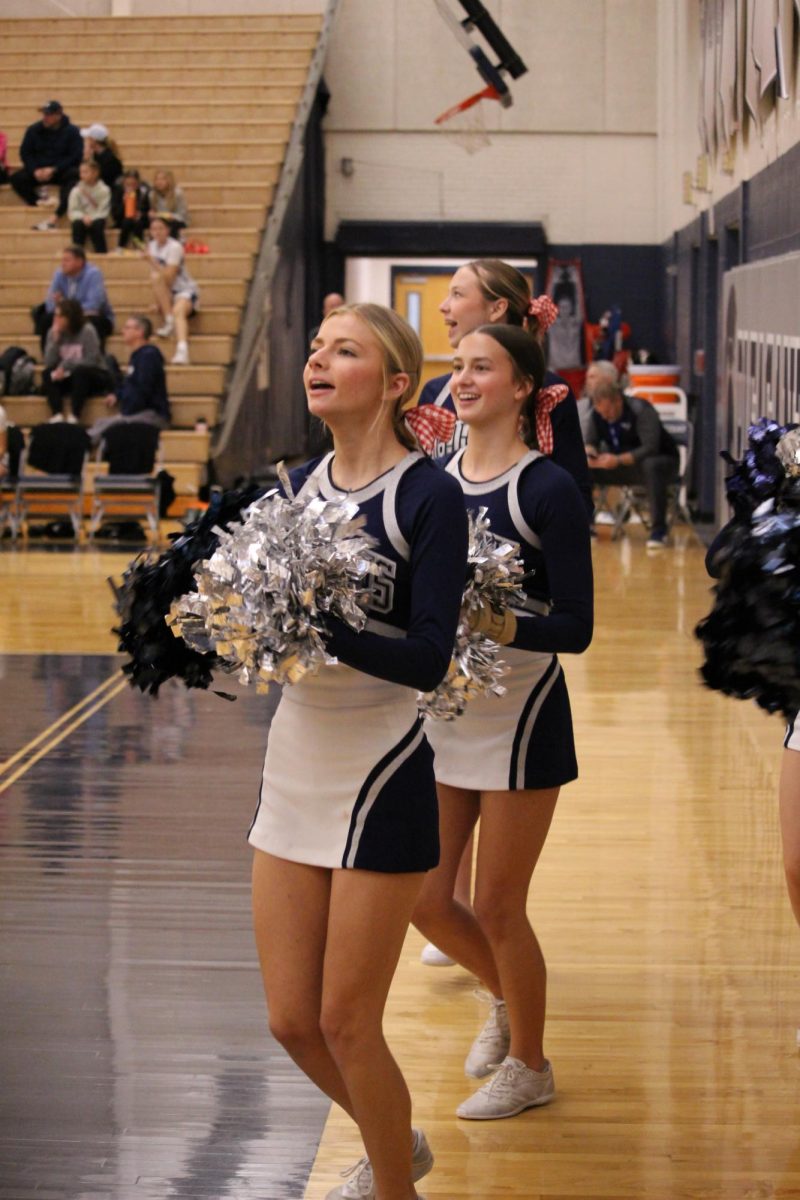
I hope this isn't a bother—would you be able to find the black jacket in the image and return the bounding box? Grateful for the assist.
[19,115,83,174]
[95,146,123,189]
[582,396,679,464]
[118,344,170,422]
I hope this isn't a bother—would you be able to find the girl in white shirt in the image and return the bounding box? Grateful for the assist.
[145,215,198,365]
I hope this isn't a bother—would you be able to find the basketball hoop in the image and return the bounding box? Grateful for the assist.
[434,83,500,154]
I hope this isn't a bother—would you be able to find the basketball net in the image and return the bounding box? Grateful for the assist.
[434,83,499,154]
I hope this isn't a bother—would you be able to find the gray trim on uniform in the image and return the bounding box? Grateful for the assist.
[511,598,550,617]
[381,453,421,560]
[433,380,452,407]
[447,448,543,549]
[506,452,543,549]
[296,452,332,500]
[513,658,562,789]
[344,722,427,867]
[313,450,423,508]
[364,617,404,637]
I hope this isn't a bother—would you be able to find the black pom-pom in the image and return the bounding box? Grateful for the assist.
[695,423,800,720]
[112,484,267,696]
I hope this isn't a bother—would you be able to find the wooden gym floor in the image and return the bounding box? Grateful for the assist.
[1,525,798,1200]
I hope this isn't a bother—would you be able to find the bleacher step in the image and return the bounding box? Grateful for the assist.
[3,395,220,430]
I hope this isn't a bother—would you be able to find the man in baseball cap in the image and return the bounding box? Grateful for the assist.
[10,100,82,227]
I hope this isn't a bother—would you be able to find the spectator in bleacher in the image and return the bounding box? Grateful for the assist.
[43,299,115,423]
[145,216,198,366]
[68,160,111,254]
[113,169,150,250]
[80,123,123,190]
[0,402,8,474]
[11,101,83,230]
[148,169,189,239]
[583,377,679,549]
[34,244,115,351]
[94,314,171,438]
[0,129,9,186]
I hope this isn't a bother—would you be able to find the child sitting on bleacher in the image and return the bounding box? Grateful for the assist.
[68,160,111,254]
[113,169,150,250]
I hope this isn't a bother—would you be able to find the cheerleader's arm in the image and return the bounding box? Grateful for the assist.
[510,467,594,655]
[324,469,468,692]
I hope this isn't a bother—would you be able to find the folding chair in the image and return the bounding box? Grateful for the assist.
[14,422,90,540]
[661,416,694,527]
[88,421,162,541]
[628,385,688,420]
[592,481,631,540]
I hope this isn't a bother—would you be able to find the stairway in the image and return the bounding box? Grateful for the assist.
[0,12,321,511]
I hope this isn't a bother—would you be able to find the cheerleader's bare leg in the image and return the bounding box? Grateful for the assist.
[412,784,501,994]
[252,851,423,1198]
[252,850,355,1115]
[322,867,425,1200]
[779,748,800,928]
[453,829,474,907]
[472,786,560,1070]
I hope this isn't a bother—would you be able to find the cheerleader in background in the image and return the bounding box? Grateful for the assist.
[249,304,468,1199]
[413,324,593,1120]
[417,258,593,968]
[417,257,593,516]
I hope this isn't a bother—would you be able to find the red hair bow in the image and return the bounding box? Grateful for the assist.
[528,295,559,333]
[534,384,568,455]
[404,405,457,454]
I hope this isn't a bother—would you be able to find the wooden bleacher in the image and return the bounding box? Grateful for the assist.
[0,11,321,520]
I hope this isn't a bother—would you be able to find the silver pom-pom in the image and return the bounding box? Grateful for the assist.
[169,475,377,690]
[777,428,800,478]
[419,508,527,720]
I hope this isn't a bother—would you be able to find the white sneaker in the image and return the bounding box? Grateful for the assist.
[646,531,670,549]
[324,1127,433,1199]
[457,1055,555,1120]
[155,317,175,338]
[171,342,189,365]
[464,995,510,1078]
[420,941,455,966]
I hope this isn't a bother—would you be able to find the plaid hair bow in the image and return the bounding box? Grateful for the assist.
[535,384,568,455]
[404,405,457,454]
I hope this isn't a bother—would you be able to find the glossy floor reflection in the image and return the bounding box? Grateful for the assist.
[4,530,800,1199]
[0,657,330,1200]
